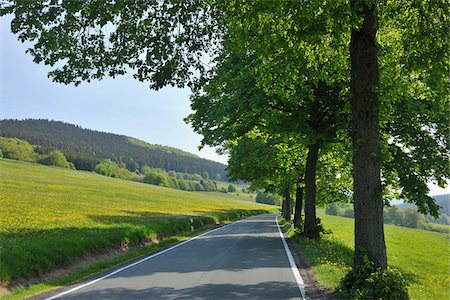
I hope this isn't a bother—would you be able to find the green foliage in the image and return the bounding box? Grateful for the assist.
[327,204,450,234]
[141,166,219,192]
[0,137,38,162]
[0,119,227,178]
[2,0,448,285]
[39,150,75,169]
[299,217,331,239]
[178,179,188,191]
[195,182,204,191]
[143,169,170,187]
[0,159,275,284]
[202,171,209,180]
[94,160,133,180]
[227,184,236,193]
[325,203,340,216]
[340,255,409,300]
[292,211,449,299]
[255,192,281,206]
[0,1,220,89]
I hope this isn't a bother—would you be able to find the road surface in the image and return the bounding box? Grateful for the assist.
[44,214,305,299]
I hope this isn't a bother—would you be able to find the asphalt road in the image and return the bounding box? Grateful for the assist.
[45,214,305,300]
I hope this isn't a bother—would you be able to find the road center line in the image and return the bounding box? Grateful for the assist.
[276,216,307,300]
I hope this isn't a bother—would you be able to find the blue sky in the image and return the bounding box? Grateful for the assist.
[0,16,228,164]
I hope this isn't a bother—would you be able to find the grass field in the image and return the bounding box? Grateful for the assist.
[0,158,275,287]
[289,210,450,300]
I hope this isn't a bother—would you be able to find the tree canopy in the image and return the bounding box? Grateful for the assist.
[2,0,448,291]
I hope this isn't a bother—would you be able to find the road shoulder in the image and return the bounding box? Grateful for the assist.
[280,226,335,299]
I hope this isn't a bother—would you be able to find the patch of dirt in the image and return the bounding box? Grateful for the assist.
[0,284,9,297]
[285,235,336,299]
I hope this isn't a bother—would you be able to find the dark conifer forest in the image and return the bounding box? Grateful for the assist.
[0,119,227,180]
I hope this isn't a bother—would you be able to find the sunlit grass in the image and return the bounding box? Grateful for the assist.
[0,158,275,283]
[289,210,450,300]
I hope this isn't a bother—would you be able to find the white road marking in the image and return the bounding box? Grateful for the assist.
[44,221,238,300]
[276,216,307,300]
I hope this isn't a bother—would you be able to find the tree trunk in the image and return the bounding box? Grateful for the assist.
[350,0,387,268]
[293,178,304,229]
[282,185,291,221]
[303,142,320,237]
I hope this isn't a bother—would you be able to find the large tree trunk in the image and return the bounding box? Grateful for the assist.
[293,177,304,230]
[350,0,387,268]
[303,142,320,237]
[282,186,291,221]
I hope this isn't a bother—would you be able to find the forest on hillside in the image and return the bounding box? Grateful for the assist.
[0,119,227,180]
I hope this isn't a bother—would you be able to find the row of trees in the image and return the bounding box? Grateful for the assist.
[0,119,227,179]
[0,137,75,169]
[326,203,450,233]
[95,164,239,193]
[141,167,220,191]
[3,0,447,297]
[0,137,230,192]
[256,192,281,206]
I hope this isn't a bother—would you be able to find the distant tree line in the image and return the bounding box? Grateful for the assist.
[0,138,238,193]
[0,119,227,180]
[326,203,450,234]
[141,167,218,191]
[255,192,281,206]
[0,137,75,169]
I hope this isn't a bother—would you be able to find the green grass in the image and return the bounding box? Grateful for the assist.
[0,158,276,287]
[288,210,450,299]
[198,190,257,203]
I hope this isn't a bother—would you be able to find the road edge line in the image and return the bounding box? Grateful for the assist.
[44,220,239,300]
[276,216,307,300]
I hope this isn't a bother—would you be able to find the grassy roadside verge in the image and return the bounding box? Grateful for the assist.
[283,211,449,300]
[0,159,276,298]
[1,220,238,300]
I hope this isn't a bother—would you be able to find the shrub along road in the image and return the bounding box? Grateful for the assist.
[40,214,305,300]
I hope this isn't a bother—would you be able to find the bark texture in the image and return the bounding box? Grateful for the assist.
[303,143,320,237]
[282,186,291,221]
[293,179,304,229]
[350,0,387,268]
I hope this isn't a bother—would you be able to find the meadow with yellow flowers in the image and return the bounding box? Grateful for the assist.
[0,158,274,286]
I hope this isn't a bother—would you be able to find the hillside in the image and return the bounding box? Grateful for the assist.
[0,158,273,291]
[399,194,450,216]
[0,119,227,180]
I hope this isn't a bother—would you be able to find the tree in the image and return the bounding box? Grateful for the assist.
[349,0,386,268]
[384,205,401,226]
[94,159,133,179]
[225,130,301,221]
[0,0,222,89]
[0,137,37,162]
[227,184,236,193]
[220,0,448,268]
[40,150,75,169]
[325,203,340,216]
[187,46,349,236]
[143,169,170,187]
[3,0,447,274]
[256,192,281,206]
[178,179,188,191]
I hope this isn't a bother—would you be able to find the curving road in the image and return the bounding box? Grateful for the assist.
[43,214,306,300]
